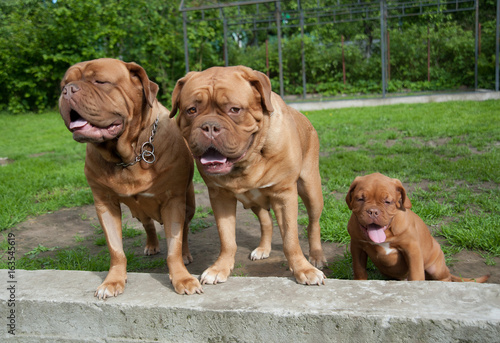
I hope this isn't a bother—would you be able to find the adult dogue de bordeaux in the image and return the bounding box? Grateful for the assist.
[59,58,203,297]
[170,65,327,286]
[346,172,489,282]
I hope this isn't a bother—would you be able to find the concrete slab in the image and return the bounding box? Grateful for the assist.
[287,91,500,111]
[1,269,499,342]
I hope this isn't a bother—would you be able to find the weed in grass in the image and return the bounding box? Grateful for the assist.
[327,247,385,280]
[122,226,142,239]
[74,234,84,243]
[92,223,103,234]
[0,246,166,272]
[440,211,500,256]
[24,244,57,256]
[319,195,351,245]
[190,207,213,233]
[190,219,211,233]
[480,253,497,267]
[94,237,107,247]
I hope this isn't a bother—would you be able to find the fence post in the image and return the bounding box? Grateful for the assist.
[223,14,229,67]
[428,26,431,82]
[276,0,284,98]
[380,0,387,98]
[475,0,479,90]
[300,4,307,99]
[183,11,189,73]
[342,35,346,85]
[497,0,499,92]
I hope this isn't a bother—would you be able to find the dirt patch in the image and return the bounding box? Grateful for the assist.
[10,184,498,283]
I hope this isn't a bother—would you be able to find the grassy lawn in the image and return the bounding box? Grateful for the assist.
[0,100,499,276]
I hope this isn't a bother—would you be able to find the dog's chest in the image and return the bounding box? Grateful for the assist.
[371,242,398,256]
[235,189,270,210]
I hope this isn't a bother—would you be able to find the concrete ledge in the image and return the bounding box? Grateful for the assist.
[288,91,500,111]
[1,270,499,342]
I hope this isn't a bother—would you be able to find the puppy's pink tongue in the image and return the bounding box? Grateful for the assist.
[367,226,387,243]
[200,149,227,165]
[69,119,88,130]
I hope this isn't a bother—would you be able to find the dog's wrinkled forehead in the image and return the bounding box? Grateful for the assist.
[62,59,129,86]
[183,68,254,105]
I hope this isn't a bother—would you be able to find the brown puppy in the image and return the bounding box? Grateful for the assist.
[346,173,489,282]
[59,58,203,297]
[170,65,326,286]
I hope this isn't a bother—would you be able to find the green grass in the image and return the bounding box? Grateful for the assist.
[304,100,500,259]
[0,111,92,230]
[1,100,499,275]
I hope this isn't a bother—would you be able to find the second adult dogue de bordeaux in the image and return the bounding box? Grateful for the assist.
[346,173,489,283]
[59,58,203,297]
[170,65,327,286]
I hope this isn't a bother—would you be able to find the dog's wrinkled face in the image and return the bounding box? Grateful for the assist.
[170,66,273,175]
[346,173,412,243]
[59,58,157,143]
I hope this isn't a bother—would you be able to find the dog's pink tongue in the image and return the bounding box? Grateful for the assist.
[367,225,387,243]
[69,119,89,130]
[200,149,227,165]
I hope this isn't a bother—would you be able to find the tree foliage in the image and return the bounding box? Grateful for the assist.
[0,0,497,113]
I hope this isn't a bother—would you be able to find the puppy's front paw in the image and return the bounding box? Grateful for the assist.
[200,265,232,285]
[95,279,126,300]
[294,266,326,286]
[250,247,270,260]
[171,274,203,295]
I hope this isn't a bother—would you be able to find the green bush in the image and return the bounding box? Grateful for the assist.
[0,1,496,113]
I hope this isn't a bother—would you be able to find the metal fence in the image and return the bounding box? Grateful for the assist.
[179,0,500,98]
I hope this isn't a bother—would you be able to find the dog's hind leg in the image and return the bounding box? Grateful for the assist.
[249,206,273,260]
[141,218,160,256]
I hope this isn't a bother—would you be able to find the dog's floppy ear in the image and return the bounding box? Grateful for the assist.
[126,62,158,108]
[393,178,412,210]
[345,177,361,210]
[170,72,197,118]
[239,66,274,114]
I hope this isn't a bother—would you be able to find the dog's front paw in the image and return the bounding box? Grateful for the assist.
[308,249,327,269]
[200,265,232,285]
[250,247,270,260]
[171,274,203,295]
[293,266,326,286]
[95,279,126,300]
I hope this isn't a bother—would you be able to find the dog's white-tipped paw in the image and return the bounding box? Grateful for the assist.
[144,245,160,256]
[295,267,326,286]
[94,280,125,300]
[200,267,230,285]
[250,247,270,260]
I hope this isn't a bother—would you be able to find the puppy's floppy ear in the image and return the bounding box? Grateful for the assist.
[126,62,158,108]
[393,178,412,210]
[345,177,361,210]
[170,72,197,118]
[239,66,274,114]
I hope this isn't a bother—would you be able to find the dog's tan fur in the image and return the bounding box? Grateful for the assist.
[59,58,202,297]
[346,173,489,283]
[170,66,326,285]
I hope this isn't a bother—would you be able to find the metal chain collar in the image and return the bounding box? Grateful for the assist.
[116,116,159,168]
